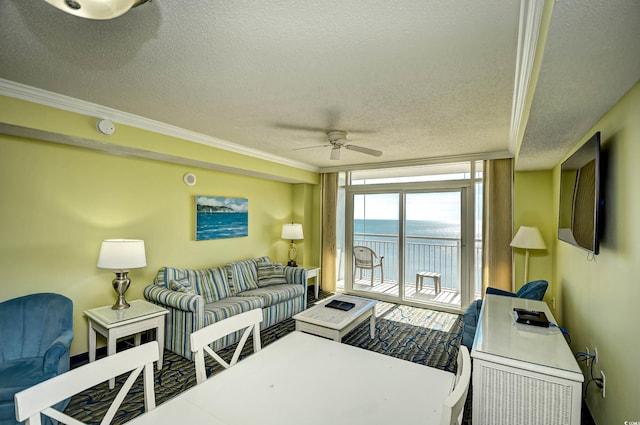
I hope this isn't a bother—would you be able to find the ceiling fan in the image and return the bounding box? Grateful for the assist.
[294,130,382,161]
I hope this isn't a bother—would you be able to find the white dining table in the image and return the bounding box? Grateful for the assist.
[127,331,455,425]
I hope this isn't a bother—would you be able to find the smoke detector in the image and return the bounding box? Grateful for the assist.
[96,119,115,136]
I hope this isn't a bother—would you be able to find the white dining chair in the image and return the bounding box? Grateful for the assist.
[440,345,471,425]
[190,308,263,384]
[14,341,159,425]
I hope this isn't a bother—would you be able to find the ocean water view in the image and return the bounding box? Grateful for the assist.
[350,219,482,292]
[196,212,248,240]
[355,219,460,239]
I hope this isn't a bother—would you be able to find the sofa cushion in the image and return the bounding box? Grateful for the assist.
[226,258,269,294]
[237,284,305,307]
[256,261,287,288]
[202,296,265,350]
[203,297,265,324]
[157,267,230,303]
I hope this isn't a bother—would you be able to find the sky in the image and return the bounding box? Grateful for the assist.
[354,192,461,223]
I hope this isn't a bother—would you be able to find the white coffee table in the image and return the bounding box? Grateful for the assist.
[293,294,376,342]
[84,299,168,389]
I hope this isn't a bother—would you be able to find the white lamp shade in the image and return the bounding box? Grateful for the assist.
[44,0,142,20]
[281,224,303,240]
[510,226,546,250]
[97,239,147,270]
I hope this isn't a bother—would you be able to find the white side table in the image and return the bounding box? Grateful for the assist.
[84,299,168,389]
[471,295,583,424]
[299,265,320,299]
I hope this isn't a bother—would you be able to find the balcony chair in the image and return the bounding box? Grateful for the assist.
[461,280,548,349]
[353,246,384,286]
[0,293,73,425]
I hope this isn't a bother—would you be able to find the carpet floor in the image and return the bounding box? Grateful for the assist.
[65,290,469,424]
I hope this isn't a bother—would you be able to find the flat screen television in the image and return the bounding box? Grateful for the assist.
[558,131,602,254]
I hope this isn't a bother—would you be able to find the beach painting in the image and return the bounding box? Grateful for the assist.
[195,196,248,240]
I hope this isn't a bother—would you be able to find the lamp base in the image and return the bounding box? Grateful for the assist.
[287,240,299,268]
[112,271,131,310]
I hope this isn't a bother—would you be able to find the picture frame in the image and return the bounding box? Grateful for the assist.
[195,196,248,240]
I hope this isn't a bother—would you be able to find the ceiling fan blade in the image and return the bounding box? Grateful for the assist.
[292,144,331,151]
[345,144,382,157]
[330,146,341,160]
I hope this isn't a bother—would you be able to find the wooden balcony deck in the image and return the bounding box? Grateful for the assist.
[340,278,462,307]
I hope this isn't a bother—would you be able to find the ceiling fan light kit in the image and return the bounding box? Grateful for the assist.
[44,0,150,20]
[330,146,341,160]
[327,130,348,143]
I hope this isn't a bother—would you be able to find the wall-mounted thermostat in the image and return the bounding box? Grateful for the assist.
[183,173,197,186]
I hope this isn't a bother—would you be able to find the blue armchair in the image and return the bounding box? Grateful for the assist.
[0,293,74,425]
[462,280,548,349]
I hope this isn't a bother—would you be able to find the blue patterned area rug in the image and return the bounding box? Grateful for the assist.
[65,291,465,424]
[343,301,462,373]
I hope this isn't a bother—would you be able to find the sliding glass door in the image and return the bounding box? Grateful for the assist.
[345,187,470,310]
[351,193,399,297]
[403,191,463,307]
[338,161,482,311]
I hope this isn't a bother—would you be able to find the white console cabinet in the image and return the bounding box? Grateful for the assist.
[471,294,583,425]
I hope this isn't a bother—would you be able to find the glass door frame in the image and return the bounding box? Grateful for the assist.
[344,180,475,312]
[348,191,402,298]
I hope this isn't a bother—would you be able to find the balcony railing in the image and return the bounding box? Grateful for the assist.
[344,233,483,295]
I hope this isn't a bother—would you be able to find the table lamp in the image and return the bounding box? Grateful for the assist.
[510,226,546,284]
[281,223,303,267]
[97,239,147,310]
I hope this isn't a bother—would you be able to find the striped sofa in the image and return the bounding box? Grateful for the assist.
[143,256,307,360]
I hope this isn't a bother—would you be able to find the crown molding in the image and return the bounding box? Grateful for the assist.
[0,122,311,184]
[0,78,318,173]
[509,0,545,155]
[319,150,512,173]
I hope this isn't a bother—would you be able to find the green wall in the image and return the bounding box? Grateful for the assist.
[515,81,640,424]
[513,170,555,306]
[552,81,640,424]
[0,97,320,356]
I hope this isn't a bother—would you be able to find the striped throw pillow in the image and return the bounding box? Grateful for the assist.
[257,262,287,287]
[156,267,230,302]
[227,259,259,293]
[169,279,195,295]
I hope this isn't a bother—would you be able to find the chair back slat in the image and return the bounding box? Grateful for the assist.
[43,408,86,425]
[440,346,471,425]
[190,308,263,384]
[15,342,159,425]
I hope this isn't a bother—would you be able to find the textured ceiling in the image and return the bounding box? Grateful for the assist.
[517,0,640,170]
[0,1,639,171]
